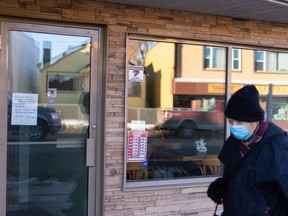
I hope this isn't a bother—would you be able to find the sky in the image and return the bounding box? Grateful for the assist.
[25,32,91,59]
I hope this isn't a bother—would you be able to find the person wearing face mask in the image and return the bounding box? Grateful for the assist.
[207,85,288,216]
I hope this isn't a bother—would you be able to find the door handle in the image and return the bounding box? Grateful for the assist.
[86,138,95,166]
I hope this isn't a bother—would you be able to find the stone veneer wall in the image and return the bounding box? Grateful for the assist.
[1,0,288,215]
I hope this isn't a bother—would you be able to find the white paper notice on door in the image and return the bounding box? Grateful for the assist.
[11,93,38,126]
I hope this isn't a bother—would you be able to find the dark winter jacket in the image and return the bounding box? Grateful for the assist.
[219,122,288,216]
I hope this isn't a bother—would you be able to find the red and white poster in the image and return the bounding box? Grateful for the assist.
[127,131,148,162]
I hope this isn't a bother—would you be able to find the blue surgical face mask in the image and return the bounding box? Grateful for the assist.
[229,124,252,140]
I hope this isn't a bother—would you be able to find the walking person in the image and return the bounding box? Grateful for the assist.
[207,85,288,215]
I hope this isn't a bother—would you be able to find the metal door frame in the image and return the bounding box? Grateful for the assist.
[0,19,106,216]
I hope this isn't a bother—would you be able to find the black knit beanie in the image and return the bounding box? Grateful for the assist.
[225,85,264,122]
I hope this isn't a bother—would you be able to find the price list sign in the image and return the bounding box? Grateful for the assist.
[127,131,148,162]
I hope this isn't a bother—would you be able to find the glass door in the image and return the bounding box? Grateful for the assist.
[0,22,99,216]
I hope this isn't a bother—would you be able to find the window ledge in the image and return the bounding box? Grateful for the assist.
[123,176,218,191]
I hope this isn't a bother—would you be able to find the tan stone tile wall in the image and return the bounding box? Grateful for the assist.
[1,0,288,215]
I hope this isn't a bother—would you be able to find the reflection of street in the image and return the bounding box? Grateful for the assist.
[7,177,75,216]
[7,116,88,216]
[7,119,88,142]
[7,141,87,216]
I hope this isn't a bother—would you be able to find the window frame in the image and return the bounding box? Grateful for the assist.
[124,34,288,191]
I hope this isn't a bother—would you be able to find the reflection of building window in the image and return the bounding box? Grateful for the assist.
[204,46,241,70]
[232,48,241,71]
[255,51,266,71]
[204,46,226,69]
[128,82,140,96]
[255,50,288,72]
[47,73,77,92]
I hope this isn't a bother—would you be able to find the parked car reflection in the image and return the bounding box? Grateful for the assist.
[8,105,62,141]
[156,100,225,138]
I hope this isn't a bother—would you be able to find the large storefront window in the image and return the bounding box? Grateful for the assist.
[125,39,227,187]
[125,38,288,189]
